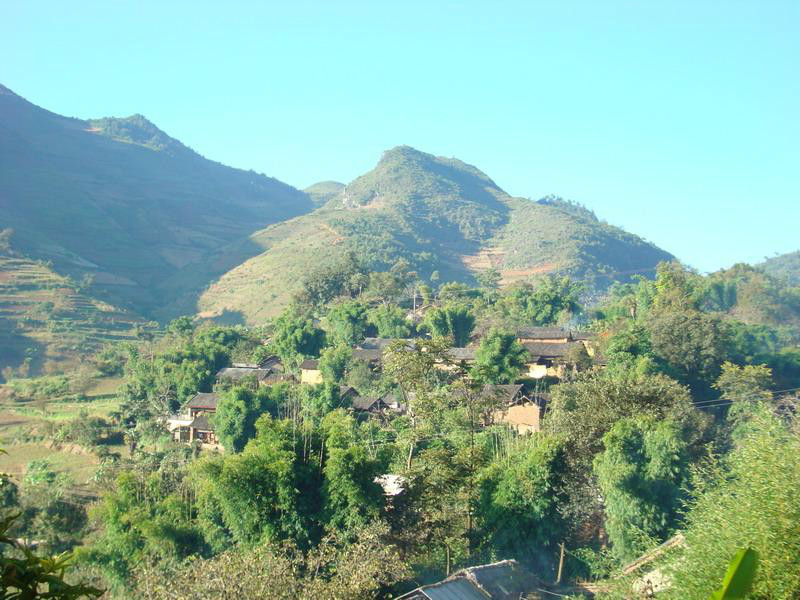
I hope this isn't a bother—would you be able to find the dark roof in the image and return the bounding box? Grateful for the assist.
[358,337,412,350]
[463,560,537,599]
[522,341,578,360]
[190,414,213,431]
[216,367,270,381]
[259,355,283,369]
[262,372,296,385]
[300,359,319,370]
[338,385,358,400]
[351,396,383,411]
[186,392,218,410]
[571,331,594,341]
[398,560,536,600]
[516,326,571,340]
[479,384,525,404]
[418,578,486,600]
[446,347,478,361]
[352,348,383,363]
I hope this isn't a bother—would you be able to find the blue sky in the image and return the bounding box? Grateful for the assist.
[3,1,798,272]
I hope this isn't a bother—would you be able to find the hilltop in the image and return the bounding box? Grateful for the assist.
[188,146,673,323]
[0,84,313,315]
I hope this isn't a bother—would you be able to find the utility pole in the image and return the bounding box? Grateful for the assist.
[556,542,565,584]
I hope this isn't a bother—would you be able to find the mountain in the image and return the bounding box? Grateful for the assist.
[760,251,800,287]
[0,84,314,314]
[189,146,674,323]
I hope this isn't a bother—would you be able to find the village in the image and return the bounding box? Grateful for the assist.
[165,326,597,449]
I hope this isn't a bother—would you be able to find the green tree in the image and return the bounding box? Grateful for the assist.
[194,415,316,547]
[544,368,703,525]
[477,436,568,565]
[422,304,475,346]
[320,411,384,533]
[1,514,103,599]
[271,312,326,369]
[500,276,582,325]
[212,386,279,453]
[130,521,408,600]
[326,301,369,346]
[648,309,731,389]
[475,268,501,291]
[663,413,800,599]
[319,345,354,384]
[594,416,690,562]
[472,329,528,383]
[366,305,412,338]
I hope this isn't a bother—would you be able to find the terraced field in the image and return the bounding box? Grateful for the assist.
[0,255,152,378]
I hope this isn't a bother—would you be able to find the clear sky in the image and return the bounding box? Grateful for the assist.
[3,1,798,272]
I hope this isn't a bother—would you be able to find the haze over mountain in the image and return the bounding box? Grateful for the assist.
[0,83,312,314]
[188,146,674,324]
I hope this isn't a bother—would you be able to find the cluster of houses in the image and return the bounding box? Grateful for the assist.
[166,327,596,449]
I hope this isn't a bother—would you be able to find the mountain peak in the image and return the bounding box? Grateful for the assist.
[88,114,189,155]
[329,146,507,211]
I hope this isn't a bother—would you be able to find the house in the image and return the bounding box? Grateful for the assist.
[338,385,358,403]
[433,346,478,371]
[477,384,543,434]
[486,386,550,434]
[167,392,220,445]
[351,395,392,416]
[516,326,573,344]
[353,338,417,368]
[216,356,296,387]
[349,391,406,418]
[300,359,323,384]
[215,366,272,386]
[358,337,412,350]
[523,341,585,379]
[397,559,540,600]
[352,347,384,365]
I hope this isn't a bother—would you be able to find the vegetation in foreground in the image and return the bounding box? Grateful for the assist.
[0,259,799,599]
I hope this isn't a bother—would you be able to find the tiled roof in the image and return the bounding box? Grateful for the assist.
[186,392,218,410]
[300,359,319,370]
[516,326,571,339]
[522,341,578,359]
[216,367,271,381]
[190,414,213,431]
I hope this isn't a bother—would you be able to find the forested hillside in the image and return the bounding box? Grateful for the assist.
[0,84,313,316]
[760,250,800,286]
[187,146,673,324]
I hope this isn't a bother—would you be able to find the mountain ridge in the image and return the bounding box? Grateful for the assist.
[186,146,674,323]
[0,83,314,315]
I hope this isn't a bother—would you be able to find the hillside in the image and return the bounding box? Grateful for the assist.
[760,251,800,287]
[0,84,314,315]
[0,243,151,381]
[189,146,674,323]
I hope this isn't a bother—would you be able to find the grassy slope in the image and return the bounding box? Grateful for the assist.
[192,147,674,323]
[0,375,125,485]
[0,84,313,315]
[0,253,147,379]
